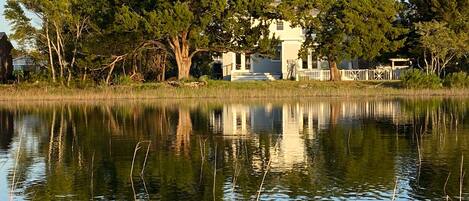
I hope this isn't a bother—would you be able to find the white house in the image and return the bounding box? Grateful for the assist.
[216,17,411,81]
[219,20,358,81]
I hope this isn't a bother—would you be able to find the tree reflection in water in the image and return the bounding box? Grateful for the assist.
[0,99,468,200]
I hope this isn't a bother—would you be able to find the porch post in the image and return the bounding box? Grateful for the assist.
[241,53,246,71]
[317,58,321,69]
[231,63,236,74]
[232,53,236,73]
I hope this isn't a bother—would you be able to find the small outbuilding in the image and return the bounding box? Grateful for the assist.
[13,56,38,72]
[0,32,14,83]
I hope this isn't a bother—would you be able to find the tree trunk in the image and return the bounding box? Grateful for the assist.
[45,22,56,83]
[177,57,192,80]
[106,64,116,85]
[67,67,72,87]
[329,57,341,81]
[169,34,192,80]
[52,21,65,84]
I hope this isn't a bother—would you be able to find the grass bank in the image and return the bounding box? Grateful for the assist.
[1,80,469,101]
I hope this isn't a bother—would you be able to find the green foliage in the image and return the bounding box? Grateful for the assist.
[416,21,469,75]
[4,0,36,49]
[401,69,442,89]
[198,75,210,83]
[402,0,469,72]
[179,76,200,83]
[408,0,469,32]
[12,70,24,82]
[115,0,280,79]
[443,72,469,88]
[286,0,407,62]
[113,75,138,85]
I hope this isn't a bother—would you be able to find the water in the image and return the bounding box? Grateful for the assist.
[0,98,469,200]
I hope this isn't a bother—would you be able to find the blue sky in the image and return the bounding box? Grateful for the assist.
[0,0,10,33]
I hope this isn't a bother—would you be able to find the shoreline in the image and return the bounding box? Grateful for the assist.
[1,80,469,101]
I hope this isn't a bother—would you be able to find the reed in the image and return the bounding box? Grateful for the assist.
[130,140,151,201]
[213,143,217,201]
[460,154,465,201]
[90,152,95,199]
[2,80,469,101]
[9,126,23,201]
[392,177,399,201]
[444,172,451,199]
[256,136,281,201]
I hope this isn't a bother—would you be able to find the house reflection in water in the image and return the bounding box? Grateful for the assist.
[209,100,401,171]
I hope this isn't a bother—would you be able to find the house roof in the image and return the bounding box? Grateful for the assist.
[0,32,6,39]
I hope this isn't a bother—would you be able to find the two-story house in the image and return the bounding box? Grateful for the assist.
[218,20,356,81]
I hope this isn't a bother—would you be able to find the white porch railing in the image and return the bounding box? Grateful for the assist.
[297,70,332,81]
[223,63,234,77]
[298,69,403,81]
[223,62,404,81]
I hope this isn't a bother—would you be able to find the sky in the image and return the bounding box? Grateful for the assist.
[0,0,10,34]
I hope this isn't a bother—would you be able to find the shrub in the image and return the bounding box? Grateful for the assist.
[401,69,442,89]
[72,78,97,89]
[13,70,24,82]
[180,76,199,83]
[443,72,469,88]
[199,75,210,82]
[27,71,54,83]
[114,75,135,85]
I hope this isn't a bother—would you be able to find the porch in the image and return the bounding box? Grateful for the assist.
[297,69,403,81]
[222,63,281,81]
[222,59,403,81]
[220,49,405,81]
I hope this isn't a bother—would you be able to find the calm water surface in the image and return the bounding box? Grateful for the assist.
[1,98,469,200]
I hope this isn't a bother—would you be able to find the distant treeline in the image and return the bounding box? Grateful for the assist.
[3,0,468,84]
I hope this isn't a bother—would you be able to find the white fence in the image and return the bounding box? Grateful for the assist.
[223,62,404,81]
[298,69,403,81]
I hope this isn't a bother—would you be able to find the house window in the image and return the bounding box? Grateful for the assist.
[235,53,241,70]
[302,54,309,69]
[277,21,284,31]
[312,58,318,69]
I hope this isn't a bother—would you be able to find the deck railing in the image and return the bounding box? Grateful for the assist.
[297,70,331,81]
[224,63,404,81]
[298,69,403,81]
[222,63,234,77]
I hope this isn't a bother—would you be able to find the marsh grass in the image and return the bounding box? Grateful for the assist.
[1,80,469,101]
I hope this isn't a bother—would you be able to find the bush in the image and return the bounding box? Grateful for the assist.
[72,78,97,89]
[25,71,56,83]
[13,70,24,82]
[401,69,442,89]
[443,72,469,88]
[199,75,210,82]
[180,76,199,83]
[114,75,136,85]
